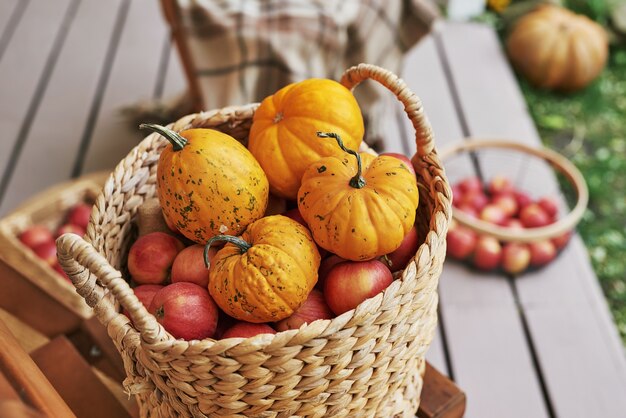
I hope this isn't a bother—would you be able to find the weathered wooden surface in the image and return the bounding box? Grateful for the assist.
[0,2,625,417]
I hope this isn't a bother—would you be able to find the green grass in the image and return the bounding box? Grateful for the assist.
[519,49,626,342]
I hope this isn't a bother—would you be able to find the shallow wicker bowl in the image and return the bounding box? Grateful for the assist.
[56,64,451,418]
[440,139,588,243]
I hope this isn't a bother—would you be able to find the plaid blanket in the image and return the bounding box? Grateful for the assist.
[163,0,439,143]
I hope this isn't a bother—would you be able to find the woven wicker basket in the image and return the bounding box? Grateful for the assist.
[56,64,451,417]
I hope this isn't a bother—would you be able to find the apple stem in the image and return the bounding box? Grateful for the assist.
[139,123,187,151]
[204,235,252,268]
[317,131,366,189]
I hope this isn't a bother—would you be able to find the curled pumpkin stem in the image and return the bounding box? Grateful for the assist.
[317,131,366,189]
[203,235,252,268]
[140,123,188,151]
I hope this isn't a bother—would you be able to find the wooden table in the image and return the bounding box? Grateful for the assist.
[1,1,625,417]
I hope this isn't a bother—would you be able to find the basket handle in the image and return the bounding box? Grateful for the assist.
[340,63,435,157]
[56,233,165,345]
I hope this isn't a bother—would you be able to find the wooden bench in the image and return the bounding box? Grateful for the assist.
[0,1,625,417]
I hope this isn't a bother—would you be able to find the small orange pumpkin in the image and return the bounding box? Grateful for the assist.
[205,215,320,323]
[506,5,608,91]
[248,79,364,199]
[143,124,269,244]
[298,132,419,261]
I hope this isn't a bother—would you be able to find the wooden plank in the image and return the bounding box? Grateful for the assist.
[443,302,549,418]
[31,336,131,418]
[0,0,70,201]
[0,0,122,215]
[401,36,461,378]
[403,28,552,418]
[0,258,82,337]
[401,35,464,153]
[0,308,48,353]
[440,21,626,417]
[0,319,75,417]
[79,0,168,175]
[437,266,550,418]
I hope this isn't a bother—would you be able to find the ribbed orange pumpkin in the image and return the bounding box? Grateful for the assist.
[248,79,364,199]
[205,215,320,323]
[506,5,608,91]
[298,133,419,261]
[143,124,269,244]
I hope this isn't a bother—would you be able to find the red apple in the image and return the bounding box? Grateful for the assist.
[324,260,393,315]
[480,204,508,225]
[381,152,416,176]
[529,240,557,267]
[317,255,346,290]
[552,231,573,251]
[67,203,92,229]
[488,175,514,196]
[519,204,551,228]
[128,232,185,285]
[492,194,518,217]
[538,196,559,219]
[461,190,489,211]
[221,322,276,339]
[124,284,164,320]
[55,223,85,239]
[502,243,531,275]
[53,264,71,283]
[446,223,477,259]
[451,184,464,208]
[514,191,533,209]
[385,227,419,272]
[33,242,58,267]
[473,235,502,271]
[149,282,218,340]
[19,225,53,249]
[171,244,214,287]
[274,290,334,331]
[459,176,483,194]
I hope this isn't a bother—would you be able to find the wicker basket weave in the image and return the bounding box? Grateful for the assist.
[56,64,451,417]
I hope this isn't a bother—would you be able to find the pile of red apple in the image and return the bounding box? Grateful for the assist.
[447,175,572,275]
[124,153,422,341]
[18,202,92,282]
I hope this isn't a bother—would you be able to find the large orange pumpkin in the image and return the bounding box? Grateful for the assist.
[205,215,320,323]
[297,132,419,261]
[506,5,608,91]
[248,79,364,199]
[143,124,269,244]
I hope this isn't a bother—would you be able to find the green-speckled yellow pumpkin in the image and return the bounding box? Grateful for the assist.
[248,78,364,199]
[142,124,269,244]
[205,215,320,323]
[298,132,419,261]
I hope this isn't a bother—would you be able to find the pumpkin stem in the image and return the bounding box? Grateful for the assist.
[140,123,187,151]
[317,132,366,189]
[203,235,252,268]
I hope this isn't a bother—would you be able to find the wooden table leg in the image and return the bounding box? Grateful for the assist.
[418,362,466,418]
